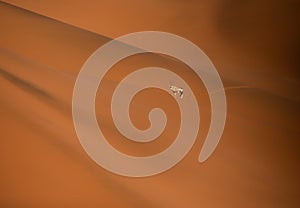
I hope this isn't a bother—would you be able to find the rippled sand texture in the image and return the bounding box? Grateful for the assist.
[1,1,299,207]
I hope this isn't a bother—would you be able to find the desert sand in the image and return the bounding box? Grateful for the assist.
[0,1,299,207]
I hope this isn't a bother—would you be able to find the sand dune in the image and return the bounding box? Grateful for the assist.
[0,1,299,207]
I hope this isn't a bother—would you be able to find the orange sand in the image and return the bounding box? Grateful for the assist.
[0,1,299,207]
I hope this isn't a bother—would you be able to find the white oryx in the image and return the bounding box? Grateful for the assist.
[169,82,184,99]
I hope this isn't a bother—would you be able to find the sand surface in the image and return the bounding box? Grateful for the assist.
[0,1,299,207]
